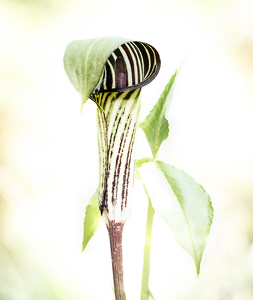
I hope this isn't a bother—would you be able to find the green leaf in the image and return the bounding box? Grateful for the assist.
[82,189,102,252]
[140,69,178,159]
[135,157,153,168]
[155,160,213,275]
[63,37,131,108]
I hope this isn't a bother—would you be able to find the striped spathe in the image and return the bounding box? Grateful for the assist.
[91,41,160,99]
[90,39,160,223]
[95,89,141,223]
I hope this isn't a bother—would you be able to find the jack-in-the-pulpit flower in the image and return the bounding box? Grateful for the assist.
[64,37,160,300]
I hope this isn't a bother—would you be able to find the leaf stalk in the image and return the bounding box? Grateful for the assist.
[140,186,155,300]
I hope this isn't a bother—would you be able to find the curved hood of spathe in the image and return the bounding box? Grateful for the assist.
[63,37,161,107]
[90,40,161,99]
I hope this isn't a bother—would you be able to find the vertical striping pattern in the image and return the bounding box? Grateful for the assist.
[91,41,160,98]
[91,40,160,224]
[95,89,141,223]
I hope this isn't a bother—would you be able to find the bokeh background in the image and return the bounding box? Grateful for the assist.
[1,0,253,299]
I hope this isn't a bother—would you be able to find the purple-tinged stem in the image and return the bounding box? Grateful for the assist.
[107,220,126,300]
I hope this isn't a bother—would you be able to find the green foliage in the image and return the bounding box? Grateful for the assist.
[135,157,153,168]
[137,68,213,276]
[155,161,213,275]
[140,69,177,160]
[82,189,102,252]
[80,66,213,278]
[63,37,131,108]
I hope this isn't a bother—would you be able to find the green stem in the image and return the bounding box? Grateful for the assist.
[140,196,155,300]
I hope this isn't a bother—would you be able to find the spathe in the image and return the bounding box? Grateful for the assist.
[63,36,161,109]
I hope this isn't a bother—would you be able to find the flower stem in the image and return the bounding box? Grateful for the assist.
[107,220,126,300]
[140,197,155,300]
